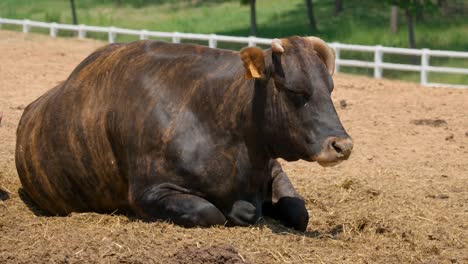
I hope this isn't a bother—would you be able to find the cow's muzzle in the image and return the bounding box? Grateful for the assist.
[314,137,353,167]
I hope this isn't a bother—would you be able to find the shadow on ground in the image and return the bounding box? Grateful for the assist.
[17,188,331,238]
[0,188,9,201]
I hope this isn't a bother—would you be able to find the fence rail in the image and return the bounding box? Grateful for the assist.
[1,17,467,88]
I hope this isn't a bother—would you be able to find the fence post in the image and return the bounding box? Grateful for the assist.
[78,24,86,39]
[140,29,148,40]
[172,32,181,43]
[23,19,30,33]
[50,22,57,37]
[332,42,340,74]
[374,45,383,79]
[248,36,256,47]
[108,26,116,43]
[420,48,430,86]
[209,34,217,48]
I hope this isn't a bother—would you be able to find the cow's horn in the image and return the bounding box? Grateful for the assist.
[271,38,284,53]
[306,36,335,75]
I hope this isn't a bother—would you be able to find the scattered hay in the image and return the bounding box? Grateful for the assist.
[426,194,450,199]
[339,178,359,190]
[308,198,328,212]
[9,105,25,110]
[366,188,381,197]
[169,245,247,264]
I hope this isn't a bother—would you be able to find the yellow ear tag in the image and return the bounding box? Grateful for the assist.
[248,63,261,78]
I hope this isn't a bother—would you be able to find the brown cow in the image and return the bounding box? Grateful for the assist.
[16,36,352,231]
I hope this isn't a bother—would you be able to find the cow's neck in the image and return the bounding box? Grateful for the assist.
[239,77,273,167]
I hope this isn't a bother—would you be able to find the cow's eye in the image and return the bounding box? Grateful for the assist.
[284,89,310,108]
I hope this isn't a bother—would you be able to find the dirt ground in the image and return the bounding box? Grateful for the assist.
[0,31,467,264]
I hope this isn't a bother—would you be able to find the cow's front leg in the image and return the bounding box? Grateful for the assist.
[130,183,226,227]
[263,160,309,231]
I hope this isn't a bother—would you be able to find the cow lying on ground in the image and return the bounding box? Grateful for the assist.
[16,36,352,231]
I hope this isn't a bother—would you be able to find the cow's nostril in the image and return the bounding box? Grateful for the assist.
[331,141,344,155]
[316,137,353,166]
[329,137,353,159]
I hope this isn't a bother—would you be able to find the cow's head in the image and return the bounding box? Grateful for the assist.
[240,36,353,166]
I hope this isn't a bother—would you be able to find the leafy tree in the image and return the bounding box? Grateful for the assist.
[335,0,343,16]
[70,0,78,25]
[389,5,398,33]
[241,0,257,36]
[304,0,317,33]
[387,0,438,48]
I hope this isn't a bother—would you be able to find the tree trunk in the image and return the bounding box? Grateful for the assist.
[334,0,343,16]
[405,9,416,49]
[305,0,317,33]
[249,0,257,36]
[70,0,78,25]
[437,0,449,15]
[390,5,398,33]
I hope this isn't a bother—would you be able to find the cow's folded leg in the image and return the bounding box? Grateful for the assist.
[226,200,259,227]
[265,196,308,232]
[263,160,309,232]
[131,184,226,227]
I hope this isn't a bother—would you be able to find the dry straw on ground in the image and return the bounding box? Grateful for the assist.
[0,31,467,263]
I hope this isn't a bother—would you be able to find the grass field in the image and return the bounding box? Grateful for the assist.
[1,0,467,85]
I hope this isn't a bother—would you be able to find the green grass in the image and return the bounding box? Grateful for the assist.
[1,0,467,85]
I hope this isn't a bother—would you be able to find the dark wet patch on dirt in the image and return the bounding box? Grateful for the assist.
[339,99,348,109]
[410,119,447,127]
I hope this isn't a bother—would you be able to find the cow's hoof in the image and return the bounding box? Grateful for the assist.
[178,204,227,228]
[226,200,258,226]
[275,197,309,232]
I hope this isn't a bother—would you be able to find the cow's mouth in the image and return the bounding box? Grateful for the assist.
[317,160,342,167]
[311,153,347,167]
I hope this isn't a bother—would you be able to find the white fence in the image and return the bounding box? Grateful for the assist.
[1,17,467,89]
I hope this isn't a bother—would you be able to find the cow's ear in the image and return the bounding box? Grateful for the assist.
[240,47,265,80]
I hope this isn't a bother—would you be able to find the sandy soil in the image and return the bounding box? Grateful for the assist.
[0,30,467,264]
